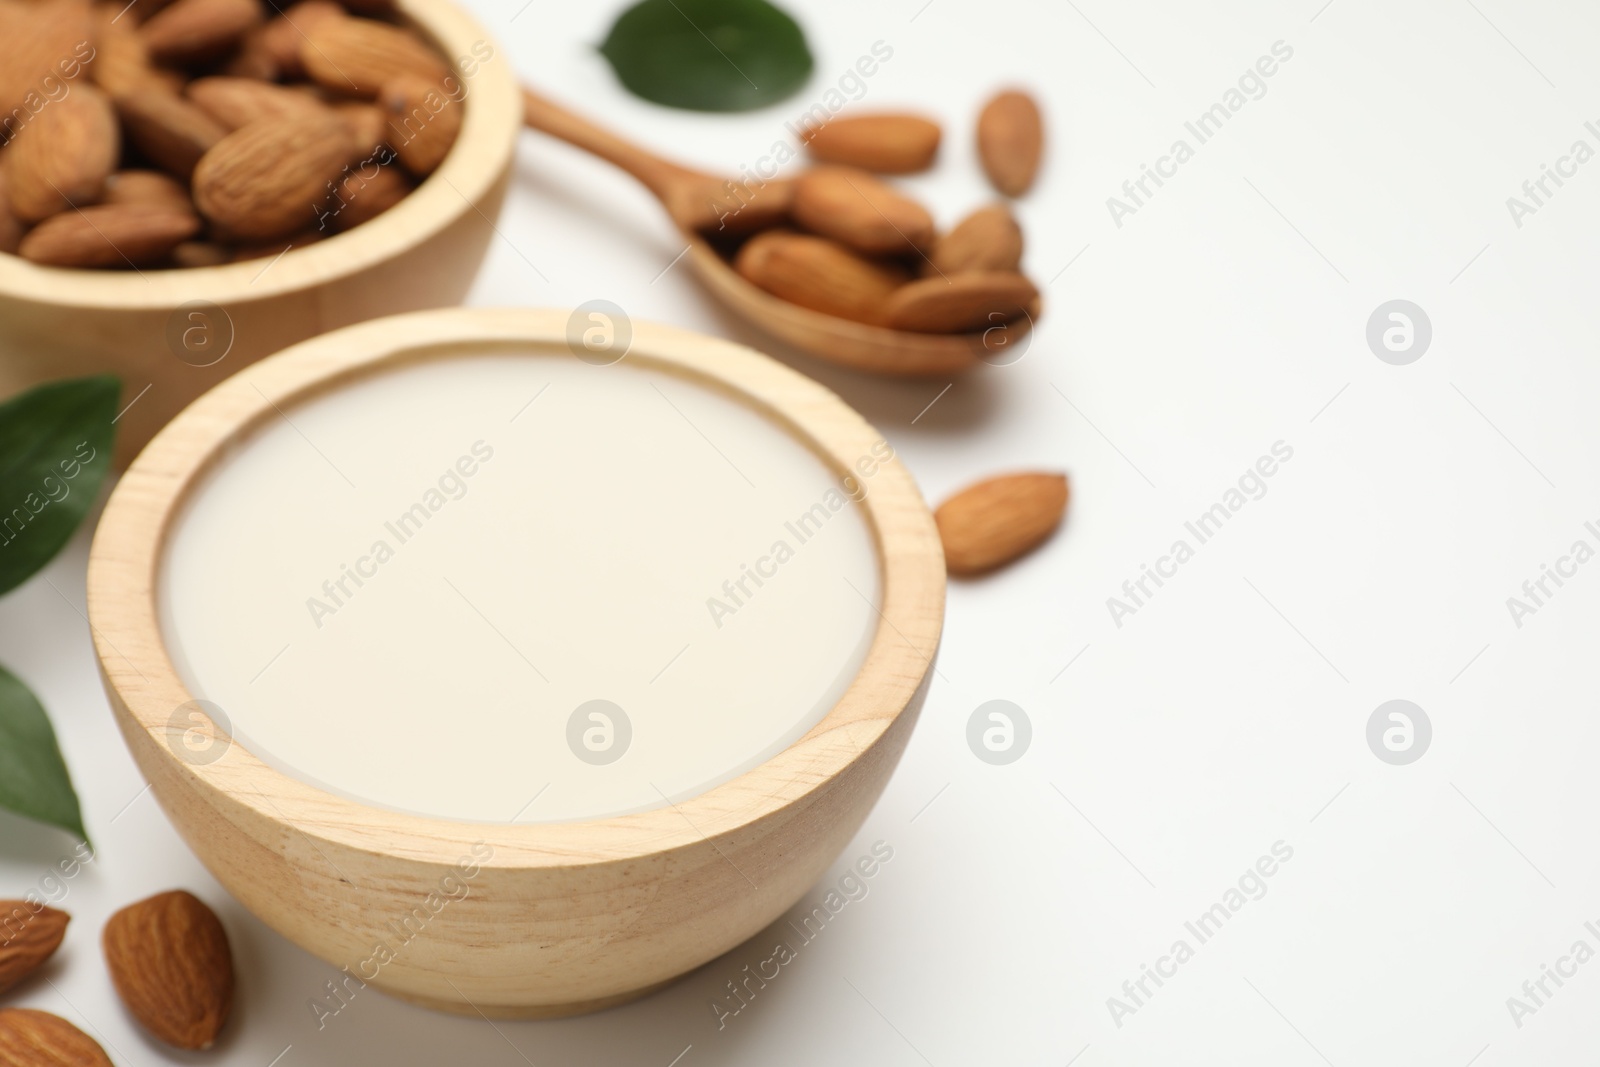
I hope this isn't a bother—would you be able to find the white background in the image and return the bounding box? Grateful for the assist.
[5,0,1600,1063]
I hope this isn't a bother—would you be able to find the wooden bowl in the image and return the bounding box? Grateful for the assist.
[0,0,520,468]
[86,307,945,1018]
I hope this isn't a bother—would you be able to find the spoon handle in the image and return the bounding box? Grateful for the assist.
[520,87,707,208]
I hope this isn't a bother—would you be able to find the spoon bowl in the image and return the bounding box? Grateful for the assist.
[522,89,1035,378]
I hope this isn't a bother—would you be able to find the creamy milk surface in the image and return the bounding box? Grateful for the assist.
[160,347,883,823]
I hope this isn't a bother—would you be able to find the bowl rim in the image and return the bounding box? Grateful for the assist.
[0,0,519,309]
[87,307,946,869]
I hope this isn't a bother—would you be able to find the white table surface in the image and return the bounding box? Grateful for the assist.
[6,0,1600,1062]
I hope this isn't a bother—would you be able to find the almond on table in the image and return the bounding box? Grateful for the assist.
[936,472,1069,577]
[0,1008,112,1067]
[978,88,1044,197]
[103,890,234,1051]
[0,903,69,995]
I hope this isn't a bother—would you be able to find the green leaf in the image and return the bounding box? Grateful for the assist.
[0,375,119,597]
[599,0,814,112]
[0,664,88,843]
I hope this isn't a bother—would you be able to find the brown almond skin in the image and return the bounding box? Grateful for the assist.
[0,0,94,118]
[103,169,194,212]
[328,159,410,231]
[674,175,794,235]
[6,85,120,222]
[103,890,234,1051]
[194,111,355,239]
[20,205,200,267]
[884,271,1039,334]
[220,23,281,80]
[0,903,69,994]
[230,226,324,260]
[140,0,265,65]
[936,472,1068,576]
[333,100,388,156]
[791,166,934,257]
[978,89,1043,197]
[187,76,327,131]
[301,16,448,98]
[0,1008,112,1067]
[735,230,909,326]
[381,74,460,176]
[116,89,229,178]
[924,204,1023,277]
[257,0,343,79]
[90,7,186,98]
[802,113,941,174]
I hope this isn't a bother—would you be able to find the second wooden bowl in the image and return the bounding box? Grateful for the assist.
[86,307,946,1017]
[0,0,520,467]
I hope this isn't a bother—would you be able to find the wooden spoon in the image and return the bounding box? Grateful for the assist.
[521,87,1035,378]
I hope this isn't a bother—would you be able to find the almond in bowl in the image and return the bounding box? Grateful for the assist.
[0,0,519,464]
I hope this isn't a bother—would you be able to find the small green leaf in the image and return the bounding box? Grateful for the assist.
[599,0,814,112]
[0,664,88,843]
[0,375,119,597]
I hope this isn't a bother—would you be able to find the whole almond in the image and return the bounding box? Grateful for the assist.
[327,159,410,231]
[735,229,909,326]
[257,0,343,79]
[791,165,934,256]
[103,890,234,1051]
[91,6,186,98]
[977,89,1043,197]
[193,111,354,239]
[188,76,326,130]
[0,1008,112,1067]
[884,271,1038,334]
[924,204,1023,277]
[381,74,460,176]
[301,17,448,98]
[0,0,94,119]
[116,88,228,177]
[935,472,1068,576]
[802,113,941,174]
[103,169,195,213]
[139,0,264,65]
[0,903,69,994]
[6,85,119,222]
[19,204,200,266]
